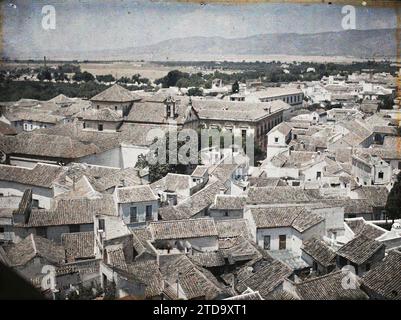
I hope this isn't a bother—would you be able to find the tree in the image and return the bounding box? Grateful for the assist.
[187,87,203,96]
[54,72,68,82]
[37,69,52,81]
[232,80,239,93]
[135,131,196,183]
[385,172,401,222]
[96,74,115,83]
[73,71,95,82]
[155,70,189,88]
[379,95,394,110]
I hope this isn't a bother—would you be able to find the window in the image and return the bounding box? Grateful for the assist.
[263,236,271,250]
[98,124,103,131]
[130,207,137,223]
[83,122,86,129]
[0,227,4,233]
[69,225,80,233]
[115,106,118,111]
[378,171,384,179]
[32,199,39,208]
[36,227,47,238]
[224,211,229,217]
[97,105,99,110]
[366,263,371,272]
[279,235,286,250]
[316,171,321,179]
[146,205,153,220]
[98,219,105,231]
[274,137,279,143]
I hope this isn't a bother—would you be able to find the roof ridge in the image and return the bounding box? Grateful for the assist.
[30,234,37,255]
[297,270,345,284]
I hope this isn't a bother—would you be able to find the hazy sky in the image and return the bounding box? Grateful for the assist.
[2,0,397,57]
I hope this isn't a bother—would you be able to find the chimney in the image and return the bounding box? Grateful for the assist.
[219,187,225,195]
[119,179,126,187]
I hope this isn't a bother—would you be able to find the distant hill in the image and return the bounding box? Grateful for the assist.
[122,28,396,58]
[5,28,397,61]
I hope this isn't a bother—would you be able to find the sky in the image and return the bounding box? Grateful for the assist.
[1,0,398,57]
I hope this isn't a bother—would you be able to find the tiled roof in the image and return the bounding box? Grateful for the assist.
[116,185,158,203]
[106,247,128,271]
[192,99,285,122]
[61,232,94,262]
[295,270,368,300]
[26,195,116,227]
[362,250,401,300]
[248,206,324,233]
[210,195,246,210]
[127,260,164,298]
[210,163,239,183]
[236,259,292,299]
[302,237,337,267]
[126,97,196,125]
[160,255,223,300]
[248,177,285,187]
[337,235,385,265]
[220,236,261,263]
[4,234,65,266]
[93,167,143,192]
[151,173,191,193]
[247,186,329,204]
[264,289,297,300]
[76,108,123,122]
[6,111,63,124]
[159,181,225,220]
[189,251,226,267]
[2,133,100,159]
[0,163,65,188]
[149,218,218,240]
[352,186,388,207]
[0,121,17,135]
[48,94,75,105]
[345,218,386,240]
[271,122,292,136]
[90,84,140,102]
[215,219,251,239]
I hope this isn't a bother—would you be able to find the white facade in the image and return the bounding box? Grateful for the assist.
[0,181,53,209]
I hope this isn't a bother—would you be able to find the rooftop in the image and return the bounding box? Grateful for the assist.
[90,84,140,102]
[149,218,218,241]
[294,270,368,300]
[61,232,95,262]
[116,185,158,203]
[0,163,65,188]
[248,206,324,233]
[3,234,65,267]
[337,234,385,265]
[362,250,401,300]
[301,237,337,267]
[192,99,286,122]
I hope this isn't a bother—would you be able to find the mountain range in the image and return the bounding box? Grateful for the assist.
[6,28,397,61]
